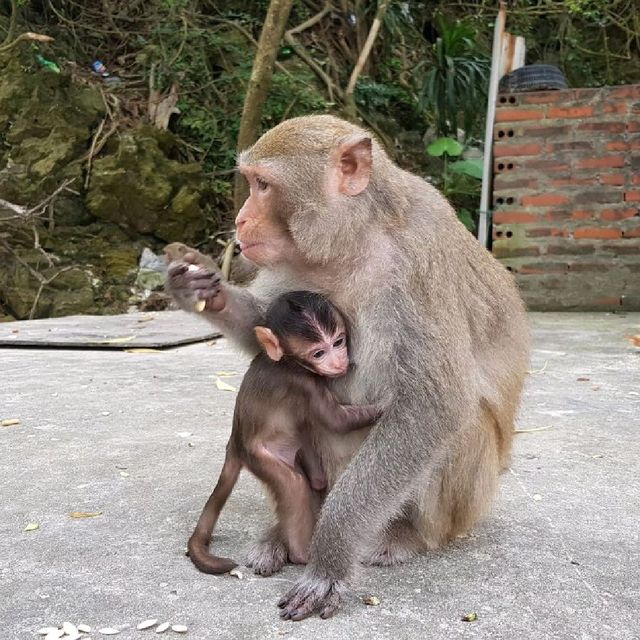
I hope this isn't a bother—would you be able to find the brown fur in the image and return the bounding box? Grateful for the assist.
[167,115,530,620]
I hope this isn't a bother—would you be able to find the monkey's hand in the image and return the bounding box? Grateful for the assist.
[278,574,347,621]
[166,258,226,313]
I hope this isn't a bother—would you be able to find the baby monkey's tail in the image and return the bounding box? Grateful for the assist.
[187,450,242,574]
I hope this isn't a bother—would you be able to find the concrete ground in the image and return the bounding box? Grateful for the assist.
[1,312,638,640]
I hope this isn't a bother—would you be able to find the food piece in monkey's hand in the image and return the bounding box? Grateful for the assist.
[164,242,225,314]
[187,265,207,312]
[186,291,383,577]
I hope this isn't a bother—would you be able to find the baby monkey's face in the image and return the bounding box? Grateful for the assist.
[286,319,349,378]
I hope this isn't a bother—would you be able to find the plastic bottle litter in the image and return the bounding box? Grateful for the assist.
[36,54,61,73]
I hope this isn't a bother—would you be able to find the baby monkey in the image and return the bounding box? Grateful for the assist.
[188,291,383,575]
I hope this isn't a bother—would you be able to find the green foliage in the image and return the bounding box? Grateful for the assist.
[449,158,483,180]
[427,137,464,157]
[426,136,483,232]
[417,14,490,138]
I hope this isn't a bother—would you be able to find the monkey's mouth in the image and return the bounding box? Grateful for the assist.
[238,241,262,253]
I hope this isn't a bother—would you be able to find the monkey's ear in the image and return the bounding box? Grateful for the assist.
[255,326,284,361]
[333,135,372,196]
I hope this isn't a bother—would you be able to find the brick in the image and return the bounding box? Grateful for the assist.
[622,226,640,238]
[522,194,570,207]
[549,141,592,152]
[602,243,640,255]
[600,208,638,221]
[493,212,538,224]
[494,143,543,157]
[574,227,622,239]
[492,246,540,258]
[601,174,625,186]
[519,125,569,138]
[551,177,596,187]
[609,86,640,99]
[576,156,625,169]
[547,244,595,255]
[603,103,629,115]
[518,91,572,104]
[577,121,626,134]
[592,296,622,306]
[625,191,640,202]
[519,263,568,274]
[548,106,594,119]
[567,262,609,272]
[542,210,573,222]
[523,228,551,237]
[518,159,570,172]
[633,175,640,185]
[493,177,539,190]
[495,109,545,122]
[606,141,630,151]
[628,122,640,133]
[574,190,622,205]
[571,210,593,220]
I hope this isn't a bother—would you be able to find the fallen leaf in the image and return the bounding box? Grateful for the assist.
[137,316,155,323]
[229,568,243,579]
[363,595,381,606]
[1,418,20,427]
[24,522,40,532]
[515,425,554,434]
[215,377,238,392]
[528,360,549,374]
[625,334,640,347]
[576,377,590,382]
[461,612,478,622]
[125,348,162,354]
[214,371,240,377]
[69,511,103,519]
[97,336,135,344]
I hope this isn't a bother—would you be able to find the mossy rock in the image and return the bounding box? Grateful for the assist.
[87,126,209,244]
[0,246,95,319]
[0,55,104,203]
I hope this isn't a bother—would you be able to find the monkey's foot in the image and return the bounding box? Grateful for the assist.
[278,575,346,621]
[246,537,287,577]
[363,521,424,566]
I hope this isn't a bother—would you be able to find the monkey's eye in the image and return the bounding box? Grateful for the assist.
[255,177,269,191]
[312,350,325,359]
[333,336,345,348]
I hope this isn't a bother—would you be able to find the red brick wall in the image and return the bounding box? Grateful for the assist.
[491,84,640,310]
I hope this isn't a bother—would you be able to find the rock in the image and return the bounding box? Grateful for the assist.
[87,126,209,244]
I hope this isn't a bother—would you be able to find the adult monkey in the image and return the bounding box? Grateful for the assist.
[167,115,530,620]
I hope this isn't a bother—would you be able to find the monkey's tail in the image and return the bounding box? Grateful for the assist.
[187,451,242,574]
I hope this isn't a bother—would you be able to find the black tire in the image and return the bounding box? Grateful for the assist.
[499,64,568,93]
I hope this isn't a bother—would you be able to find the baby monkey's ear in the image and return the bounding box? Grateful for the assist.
[254,326,284,361]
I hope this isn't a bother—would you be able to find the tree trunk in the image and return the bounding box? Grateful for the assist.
[233,0,295,213]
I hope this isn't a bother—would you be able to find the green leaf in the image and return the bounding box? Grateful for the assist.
[449,158,484,179]
[427,137,464,157]
[457,208,476,232]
